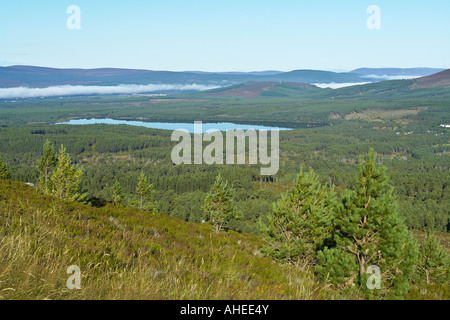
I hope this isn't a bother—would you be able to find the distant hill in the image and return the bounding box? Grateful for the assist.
[351,68,444,78]
[265,69,363,83]
[206,81,318,98]
[316,69,450,99]
[188,70,284,76]
[410,69,450,88]
[0,65,368,89]
[0,65,237,88]
[2,66,447,99]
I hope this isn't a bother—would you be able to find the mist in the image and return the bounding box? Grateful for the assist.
[0,83,221,99]
[363,75,421,80]
[313,82,371,89]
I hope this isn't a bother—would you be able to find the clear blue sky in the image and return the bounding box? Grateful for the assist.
[1,0,449,71]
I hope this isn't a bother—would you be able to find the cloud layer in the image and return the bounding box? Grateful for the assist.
[313,82,371,89]
[0,83,220,99]
[362,75,421,80]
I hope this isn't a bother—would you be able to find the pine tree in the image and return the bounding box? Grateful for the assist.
[110,180,124,206]
[416,233,450,285]
[50,145,85,202]
[136,172,156,213]
[316,149,419,299]
[204,174,238,234]
[260,167,336,266]
[36,139,57,193]
[0,155,12,180]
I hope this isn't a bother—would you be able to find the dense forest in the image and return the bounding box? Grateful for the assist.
[0,88,448,234]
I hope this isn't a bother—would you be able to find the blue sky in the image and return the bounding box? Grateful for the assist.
[1,0,449,71]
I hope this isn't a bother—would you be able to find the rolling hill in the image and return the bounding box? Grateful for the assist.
[410,69,450,89]
[315,69,450,99]
[0,66,448,100]
[200,69,450,99]
[0,65,368,88]
[205,81,318,98]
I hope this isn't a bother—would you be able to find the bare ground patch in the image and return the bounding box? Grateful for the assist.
[344,107,428,121]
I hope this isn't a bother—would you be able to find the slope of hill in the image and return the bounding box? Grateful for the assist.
[205,81,318,98]
[315,69,450,99]
[0,179,325,300]
[410,69,450,89]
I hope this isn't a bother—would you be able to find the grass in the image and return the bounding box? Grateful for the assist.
[0,180,330,300]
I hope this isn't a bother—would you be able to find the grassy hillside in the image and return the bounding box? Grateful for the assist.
[411,69,450,89]
[0,179,329,300]
[204,82,319,98]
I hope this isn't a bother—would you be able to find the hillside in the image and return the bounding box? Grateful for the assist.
[410,69,450,89]
[315,69,450,99]
[0,179,325,300]
[206,81,318,98]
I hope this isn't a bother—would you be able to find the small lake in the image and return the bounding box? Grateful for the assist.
[56,118,293,133]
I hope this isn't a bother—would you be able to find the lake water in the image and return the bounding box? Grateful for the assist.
[57,118,293,133]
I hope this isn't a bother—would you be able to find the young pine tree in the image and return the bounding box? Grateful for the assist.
[0,155,12,180]
[50,145,85,202]
[36,139,57,193]
[416,233,450,285]
[135,172,157,213]
[316,149,418,299]
[204,174,239,234]
[260,167,336,266]
[110,180,124,206]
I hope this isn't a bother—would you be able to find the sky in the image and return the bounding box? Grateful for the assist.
[1,0,449,72]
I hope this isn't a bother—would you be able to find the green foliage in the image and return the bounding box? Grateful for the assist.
[416,233,450,285]
[0,91,448,234]
[260,167,336,266]
[0,155,11,180]
[36,139,57,193]
[135,172,157,213]
[315,247,359,288]
[204,174,239,233]
[316,149,419,299]
[110,180,123,206]
[50,145,85,202]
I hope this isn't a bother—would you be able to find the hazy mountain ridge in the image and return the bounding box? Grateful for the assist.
[0,66,447,99]
[0,65,376,88]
